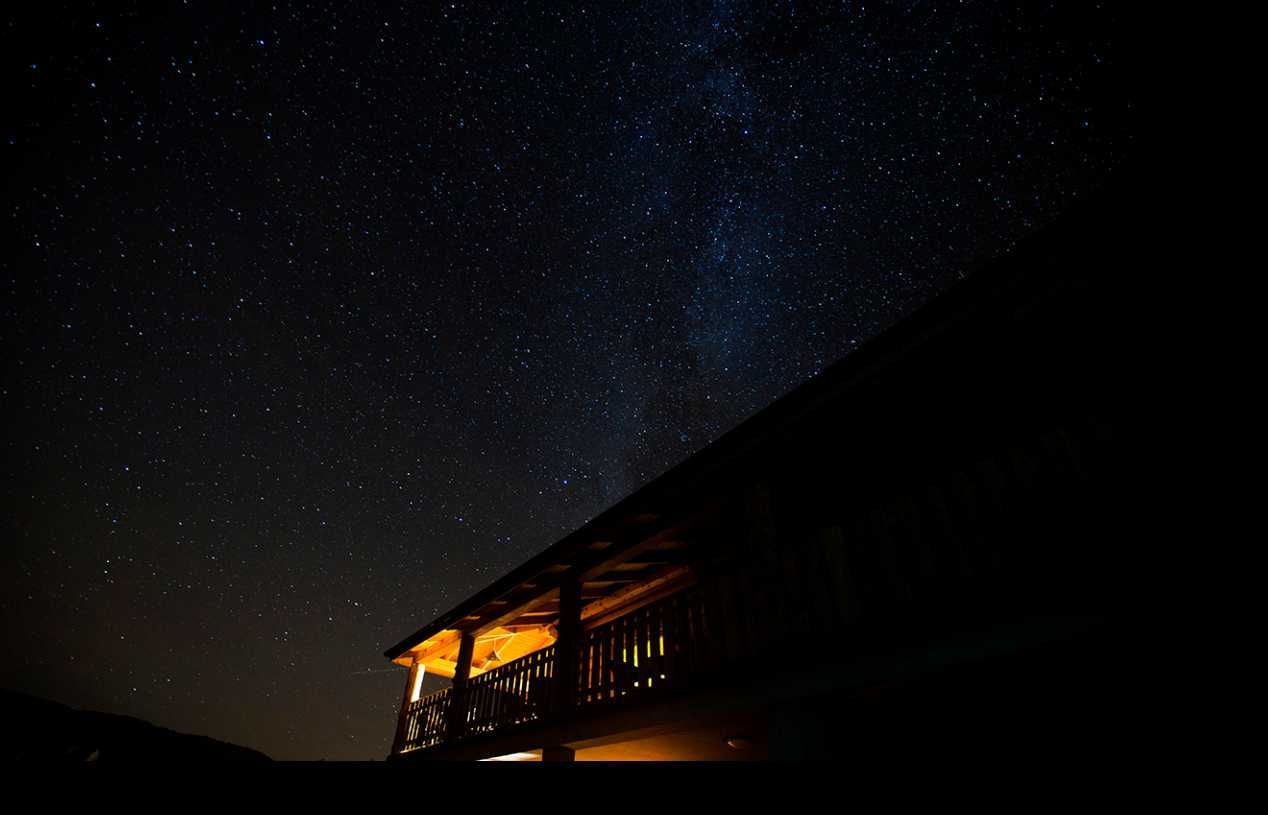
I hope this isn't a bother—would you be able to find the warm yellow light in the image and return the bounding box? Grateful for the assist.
[481,751,541,762]
[409,663,426,702]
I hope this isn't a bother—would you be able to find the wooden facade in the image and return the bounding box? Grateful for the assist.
[383,168,1145,762]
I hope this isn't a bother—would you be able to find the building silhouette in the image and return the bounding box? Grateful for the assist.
[382,166,1144,761]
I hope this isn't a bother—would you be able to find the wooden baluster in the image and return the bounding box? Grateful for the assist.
[613,620,621,697]
[599,630,607,700]
[641,608,651,689]
[524,656,533,718]
[574,639,585,707]
[490,675,497,729]
[516,664,524,721]
[653,602,666,687]
[634,609,644,690]
[620,613,631,696]
[544,648,554,712]
[501,669,511,725]
[589,634,598,702]
[643,607,654,689]
[684,591,699,682]
[606,623,616,699]
[661,597,676,688]
[501,671,510,727]
[497,671,505,726]
[689,590,703,676]
[651,605,662,687]
[729,574,744,666]
[533,647,545,713]
[642,607,653,689]
[500,670,509,727]
[649,607,658,687]
[819,525,859,628]
[686,590,701,673]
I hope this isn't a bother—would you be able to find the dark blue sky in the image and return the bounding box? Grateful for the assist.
[2,1,1133,759]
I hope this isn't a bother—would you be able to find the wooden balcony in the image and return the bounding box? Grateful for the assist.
[397,586,715,755]
[393,402,1115,758]
[398,645,556,752]
[386,171,1140,760]
[395,516,904,757]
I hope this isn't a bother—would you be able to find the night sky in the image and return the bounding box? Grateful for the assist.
[2,2,1133,760]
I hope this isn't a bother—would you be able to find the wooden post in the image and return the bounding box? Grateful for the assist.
[743,481,777,561]
[743,481,785,646]
[445,632,476,742]
[819,525,859,628]
[551,574,582,715]
[542,744,575,763]
[391,660,423,754]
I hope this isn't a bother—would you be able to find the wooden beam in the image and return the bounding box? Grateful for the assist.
[390,506,711,666]
[481,627,556,667]
[577,501,718,582]
[607,562,658,572]
[403,630,463,666]
[423,658,458,679]
[581,579,640,589]
[469,587,560,636]
[581,564,697,629]
[422,656,502,680]
[626,545,693,564]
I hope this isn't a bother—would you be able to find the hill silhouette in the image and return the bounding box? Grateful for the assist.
[3,689,271,763]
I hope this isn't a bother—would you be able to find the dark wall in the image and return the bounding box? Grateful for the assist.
[683,167,1148,661]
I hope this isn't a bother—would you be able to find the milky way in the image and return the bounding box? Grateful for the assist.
[2,3,1133,759]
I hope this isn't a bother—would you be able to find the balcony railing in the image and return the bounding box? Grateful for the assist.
[576,588,711,705]
[397,417,1099,756]
[399,532,845,753]
[399,583,737,753]
[398,686,451,752]
[462,644,555,737]
[400,646,556,753]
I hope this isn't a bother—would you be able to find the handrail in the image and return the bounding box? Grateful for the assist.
[576,587,712,707]
[459,644,556,736]
[397,537,836,753]
[399,686,451,752]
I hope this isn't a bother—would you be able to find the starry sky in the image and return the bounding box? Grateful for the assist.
[2,2,1133,760]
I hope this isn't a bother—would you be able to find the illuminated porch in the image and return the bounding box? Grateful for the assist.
[393,579,720,755]
[382,171,1140,762]
[387,512,716,759]
[388,497,871,760]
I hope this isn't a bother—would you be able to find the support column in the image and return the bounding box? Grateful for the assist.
[445,632,476,742]
[742,481,777,569]
[542,745,576,763]
[391,660,425,754]
[550,574,582,715]
[739,482,779,649]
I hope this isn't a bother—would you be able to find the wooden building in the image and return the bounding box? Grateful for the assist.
[382,168,1145,762]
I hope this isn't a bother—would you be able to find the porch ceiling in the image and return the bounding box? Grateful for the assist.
[386,502,720,662]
